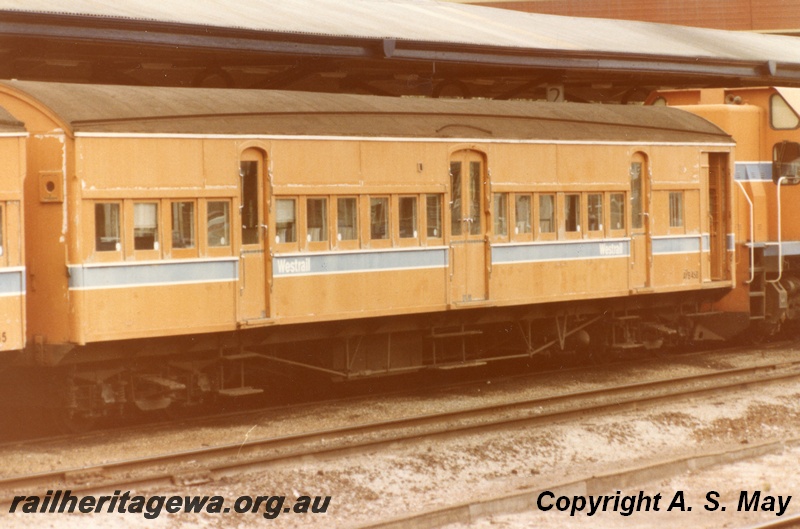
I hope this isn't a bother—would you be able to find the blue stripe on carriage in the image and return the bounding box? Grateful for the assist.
[273,247,449,276]
[651,236,704,255]
[68,259,238,289]
[0,268,24,296]
[765,241,800,257]
[491,240,630,264]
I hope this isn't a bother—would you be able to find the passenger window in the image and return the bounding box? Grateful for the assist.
[426,195,442,239]
[610,193,626,231]
[493,193,508,236]
[306,198,328,242]
[337,197,358,241]
[0,204,4,257]
[515,194,532,235]
[275,199,296,243]
[171,202,195,249]
[565,194,580,232]
[450,162,462,237]
[587,194,603,232]
[399,196,418,239]
[539,194,555,234]
[134,203,159,251]
[370,197,389,240]
[669,192,684,228]
[207,201,230,247]
[95,203,121,252]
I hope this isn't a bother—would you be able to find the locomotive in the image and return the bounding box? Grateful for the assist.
[0,79,793,423]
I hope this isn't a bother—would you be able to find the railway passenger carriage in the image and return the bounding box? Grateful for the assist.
[0,80,740,419]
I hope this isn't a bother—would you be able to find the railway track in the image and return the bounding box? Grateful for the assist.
[3,354,800,505]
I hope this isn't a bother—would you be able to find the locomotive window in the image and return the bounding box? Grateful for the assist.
[610,193,626,231]
[587,194,603,232]
[539,194,555,234]
[669,192,684,228]
[399,196,418,239]
[337,197,358,241]
[770,94,800,130]
[370,197,389,240]
[95,203,120,252]
[171,202,195,249]
[275,199,296,244]
[240,160,259,245]
[426,195,442,238]
[630,162,643,229]
[515,194,531,235]
[773,141,800,183]
[306,198,328,242]
[565,194,580,232]
[450,162,462,236]
[493,193,508,236]
[207,201,230,247]
[133,203,159,251]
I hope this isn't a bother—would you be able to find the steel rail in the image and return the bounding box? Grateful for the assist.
[2,357,800,502]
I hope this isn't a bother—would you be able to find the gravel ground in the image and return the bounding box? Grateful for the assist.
[3,343,800,528]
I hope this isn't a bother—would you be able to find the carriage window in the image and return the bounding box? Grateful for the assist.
[539,194,555,233]
[588,194,603,232]
[426,195,442,238]
[610,193,626,230]
[134,202,158,250]
[399,196,417,238]
[450,162,462,237]
[515,194,531,234]
[493,193,508,236]
[669,192,684,228]
[565,194,580,232]
[306,198,327,242]
[469,161,482,235]
[95,203,120,252]
[370,197,389,240]
[631,162,643,229]
[171,202,195,249]
[207,201,230,247]
[0,204,3,256]
[240,161,259,245]
[337,197,357,241]
[275,199,296,243]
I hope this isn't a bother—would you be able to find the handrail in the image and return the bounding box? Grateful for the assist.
[734,180,755,284]
[766,176,787,284]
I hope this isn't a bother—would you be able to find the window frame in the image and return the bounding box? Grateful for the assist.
[131,201,161,259]
[513,193,533,242]
[586,192,604,239]
[668,191,685,231]
[335,196,360,250]
[204,199,233,257]
[169,200,198,258]
[537,193,557,241]
[563,193,582,239]
[93,201,123,260]
[368,195,392,248]
[397,195,420,247]
[608,192,627,237]
[492,192,509,241]
[304,196,330,252]
[423,194,444,246]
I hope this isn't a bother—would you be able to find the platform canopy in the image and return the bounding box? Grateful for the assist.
[2,0,800,102]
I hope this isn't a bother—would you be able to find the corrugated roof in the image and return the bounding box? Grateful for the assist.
[0,80,733,144]
[2,0,800,63]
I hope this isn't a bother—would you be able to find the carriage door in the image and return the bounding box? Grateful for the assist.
[630,153,652,289]
[449,150,488,304]
[708,153,728,280]
[238,149,270,322]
